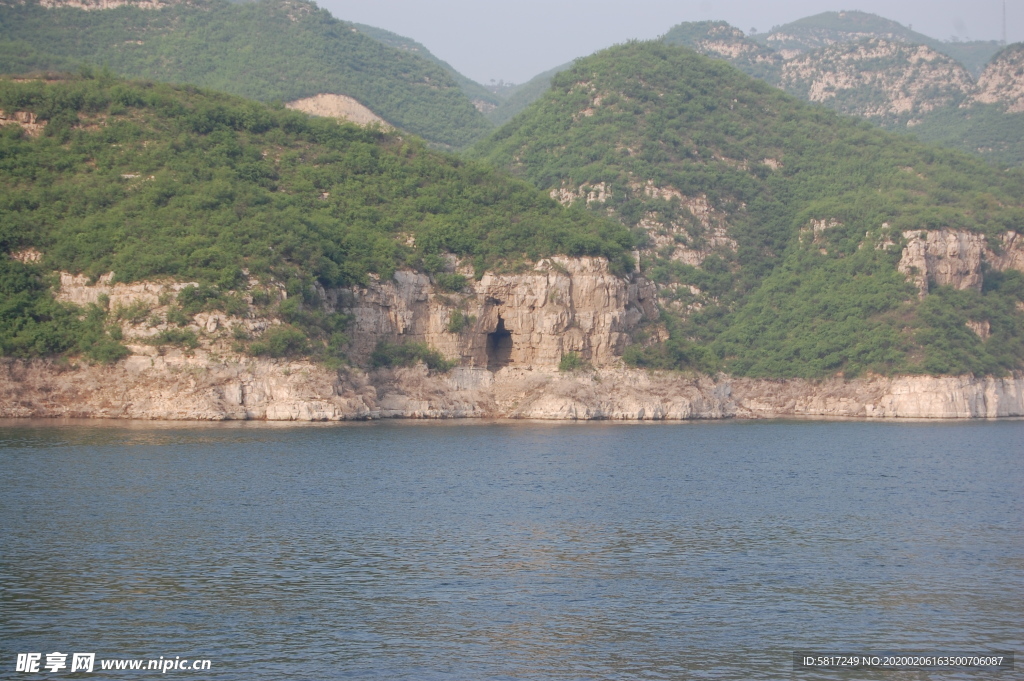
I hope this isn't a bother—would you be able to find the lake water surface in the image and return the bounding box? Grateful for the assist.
[1,419,1021,680]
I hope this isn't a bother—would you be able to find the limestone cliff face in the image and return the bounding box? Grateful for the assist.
[4,358,1022,421]
[4,255,1024,422]
[730,373,1024,419]
[335,256,658,369]
[897,229,1024,295]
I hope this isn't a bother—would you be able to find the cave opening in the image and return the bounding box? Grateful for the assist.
[486,316,513,370]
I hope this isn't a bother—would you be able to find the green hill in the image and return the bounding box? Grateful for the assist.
[349,22,502,112]
[486,62,575,126]
[471,41,1024,378]
[0,74,631,361]
[910,104,1024,169]
[0,0,492,148]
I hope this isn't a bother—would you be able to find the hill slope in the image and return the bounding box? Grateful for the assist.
[485,62,576,126]
[0,0,491,147]
[472,42,1024,378]
[349,22,502,113]
[0,74,631,361]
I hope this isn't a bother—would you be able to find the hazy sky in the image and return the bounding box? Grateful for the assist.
[317,0,1021,84]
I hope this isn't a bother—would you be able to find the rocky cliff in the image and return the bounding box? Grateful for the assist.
[3,255,1023,421]
[336,256,658,368]
[897,229,1024,296]
[4,357,1022,421]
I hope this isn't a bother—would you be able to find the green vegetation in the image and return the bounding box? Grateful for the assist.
[0,74,632,363]
[0,259,127,362]
[911,105,1024,170]
[350,22,502,111]
[558,351,591,372]
[370,340,455,372]
[473,41,1024,378]
[445,310,475,333]
[0,0,491,147]
[0,75,631,284]
[434,273,469,292]
[486,62,575,127]
[248,325,308,358]
[144,327,199,350]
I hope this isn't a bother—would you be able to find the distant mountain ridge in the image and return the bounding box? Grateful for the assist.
[753,10,1001,75]
[778,38,975,127]
[663,14,1024,166]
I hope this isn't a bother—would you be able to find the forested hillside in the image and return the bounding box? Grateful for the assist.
[485,62,575,126]
[349,22,502,113]
[472,42,1024,378]
[0,74,631,361]
[0,0,492,147]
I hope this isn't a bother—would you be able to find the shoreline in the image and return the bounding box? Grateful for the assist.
[3,358,1023,422]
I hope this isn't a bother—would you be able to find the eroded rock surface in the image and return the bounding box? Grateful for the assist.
[4,255,1024,421]
[970,45,1024,112]
[4,359,1022,421]
[898,229,1024,295]
[336,256,658,369]
[780,39,974,124]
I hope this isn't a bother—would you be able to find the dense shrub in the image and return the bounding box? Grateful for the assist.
[558,351,591,372]
[370,341,455,372]
[445,310,475,333]
[248,325,309,358]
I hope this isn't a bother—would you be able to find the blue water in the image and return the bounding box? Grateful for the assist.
[1,419,1021,680]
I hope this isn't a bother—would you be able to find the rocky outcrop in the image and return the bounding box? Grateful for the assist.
[3,358,1022,420]
[0,354,377,420]
[731,374,1024,419]
[0,110,46,137]
[897,229,1024,295]
[285,94,390,127]
[780,39,974,124]
[549,182,610,206]
[336,256,658,369]
[56,272,195,307]
[662,21,782,79]
[969,44,1024,112]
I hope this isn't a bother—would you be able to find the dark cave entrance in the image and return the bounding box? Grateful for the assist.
[486,316,513,370]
